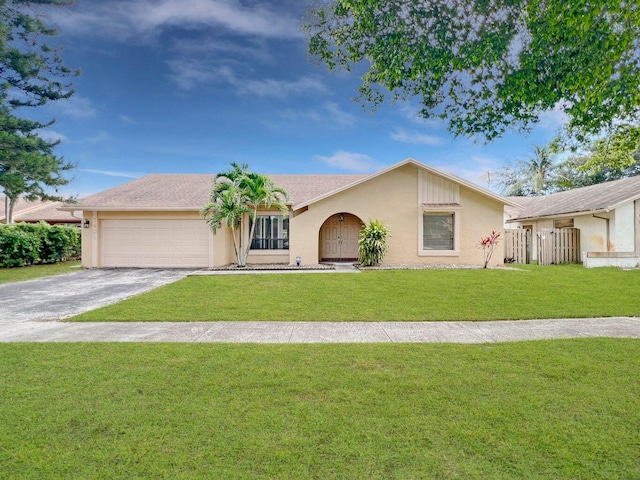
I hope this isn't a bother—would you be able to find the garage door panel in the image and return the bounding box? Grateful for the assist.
[101,219,210,268]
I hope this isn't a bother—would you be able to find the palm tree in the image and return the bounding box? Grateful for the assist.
[497,145,555,196]
[200,164,289,266]
[200,184,249,265]
[525,145,553,193]
[240,172,289,264]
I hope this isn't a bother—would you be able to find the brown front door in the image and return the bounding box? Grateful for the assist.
[320,214,360,261]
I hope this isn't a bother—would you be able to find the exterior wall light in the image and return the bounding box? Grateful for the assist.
[83,219,90,228]
[295,256,301,266]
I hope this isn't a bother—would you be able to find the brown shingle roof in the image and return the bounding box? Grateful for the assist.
[69,174,213,210]
[66,159,516,213]
[507,175,640,221]
[66,173,368,210]
[0,197,80,224]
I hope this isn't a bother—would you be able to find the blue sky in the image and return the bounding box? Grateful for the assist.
[31,0,568,198]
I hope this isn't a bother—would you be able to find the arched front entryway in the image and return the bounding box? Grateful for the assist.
[319,213,362,262]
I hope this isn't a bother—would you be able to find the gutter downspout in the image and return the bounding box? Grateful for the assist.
[592,214,610,251]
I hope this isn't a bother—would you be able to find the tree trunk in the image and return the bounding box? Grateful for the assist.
[7,196,17,224]
[243,210,258,266]
[233,221,247,267]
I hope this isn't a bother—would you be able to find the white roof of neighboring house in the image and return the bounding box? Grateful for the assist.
[62,159,517,212]
[0,197,80,224]
[506,175,640,222]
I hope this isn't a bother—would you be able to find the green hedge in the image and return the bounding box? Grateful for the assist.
[0,222,81,268]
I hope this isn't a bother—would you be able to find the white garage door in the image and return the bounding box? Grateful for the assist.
[101,219,211,268]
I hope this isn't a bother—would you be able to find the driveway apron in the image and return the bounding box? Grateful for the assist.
[0,268,190,325]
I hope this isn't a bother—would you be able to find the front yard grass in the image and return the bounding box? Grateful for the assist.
[71,264,640,321]
[0,260,81,285]
[1,340,638,479]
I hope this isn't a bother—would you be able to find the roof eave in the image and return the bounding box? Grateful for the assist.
[606,192,640,212]
[58,206,203,212]
[507,208,608,223]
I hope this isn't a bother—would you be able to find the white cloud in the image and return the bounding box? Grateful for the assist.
[170,36,271,62]
[82,131,112,143]
[168,57,327,97]
[79,169,144,178]
[279,102,355,126]
[37,130,68,143]
[396,102,444,127]
[316,151,381,173]
[322,102,356,126]
[538,101,570,130]
[167,60,236,90]
[119,115,135,124]
[54,96,97,119]
[390,128,445,146]
[238,77,328,98]
[431,155,501,189]
[50,0,303,41]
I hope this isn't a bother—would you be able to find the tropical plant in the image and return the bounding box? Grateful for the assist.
[358,219,391,266]
[478,231,501,268]
[200,163,289,267]
[495,145,556,196]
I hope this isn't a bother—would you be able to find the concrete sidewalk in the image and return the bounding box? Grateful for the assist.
[1,317,639,343]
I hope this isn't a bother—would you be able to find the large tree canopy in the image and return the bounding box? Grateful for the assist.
[1,0,77,109]
[0,0,78,223]
[305,0,640,141]
[0,106,73,223]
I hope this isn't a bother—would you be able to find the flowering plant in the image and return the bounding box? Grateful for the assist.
[478,231,501,268]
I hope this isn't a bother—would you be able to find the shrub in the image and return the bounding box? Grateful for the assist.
[0,227,42,267]
[0,222,80,268]
[478,230,501,268]
[43,225,81,263]
[358,219,391,266]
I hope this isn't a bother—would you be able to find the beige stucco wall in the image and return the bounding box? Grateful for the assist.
[246,252,290,263]
[613,202,635,252]
[456,187,506,265]
[290,163,506,266]
[80,165,509,268]
[574,214,609,254]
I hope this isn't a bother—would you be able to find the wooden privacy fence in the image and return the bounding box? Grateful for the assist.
[536,228,581,265]
[504,229,531,264]
[504,228,581,264]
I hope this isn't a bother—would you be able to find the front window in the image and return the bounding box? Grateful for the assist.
[423,213,454,250]
[250,215,289,250]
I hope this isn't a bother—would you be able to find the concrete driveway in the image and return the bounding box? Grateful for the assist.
[0,268,191,323]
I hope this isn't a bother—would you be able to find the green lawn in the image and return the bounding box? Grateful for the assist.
[1,340,638,479]
[72,265,640,321]
[0,260,81,285]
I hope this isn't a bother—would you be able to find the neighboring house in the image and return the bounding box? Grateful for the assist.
[61,159,518,269]
[0,197,81,225]
[506,175,640,268]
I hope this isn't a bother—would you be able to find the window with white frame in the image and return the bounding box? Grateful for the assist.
[250,215,289,250]
[423,212,455,250]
